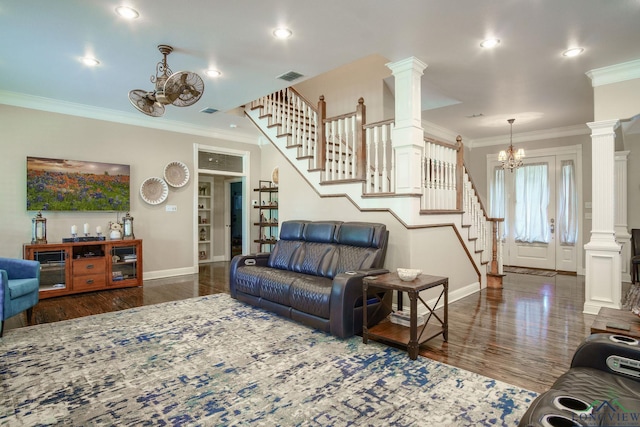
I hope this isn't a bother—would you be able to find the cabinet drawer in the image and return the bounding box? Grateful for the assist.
[72,258,106,276]
[72,274,106,291]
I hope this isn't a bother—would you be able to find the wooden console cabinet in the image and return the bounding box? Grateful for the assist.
[24,239,143,299]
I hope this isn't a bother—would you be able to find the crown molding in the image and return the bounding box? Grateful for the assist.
[586,59,640,87]
[0,90,260,145]
[470,124,591,149]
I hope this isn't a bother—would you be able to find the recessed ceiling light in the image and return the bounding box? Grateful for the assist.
[562,47,584,57]
[81,57,100,67]
[115,6,139,19]
[273,27,292,39]
[480,38,500,48]
[205,69,222,78]
[229,124,237,128]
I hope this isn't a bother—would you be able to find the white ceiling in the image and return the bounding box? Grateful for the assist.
[1,0,640,144]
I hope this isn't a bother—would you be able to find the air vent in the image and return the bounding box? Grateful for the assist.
[277,71,304,82]
[200,107,219,114]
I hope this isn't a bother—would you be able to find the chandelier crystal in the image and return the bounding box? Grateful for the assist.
[498,118,525,172]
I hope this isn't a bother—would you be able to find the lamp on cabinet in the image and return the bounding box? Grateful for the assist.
[31,211,47,244]
[122,212,135,240]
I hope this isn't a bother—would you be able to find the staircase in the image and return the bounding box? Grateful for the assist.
[245,87,504,291]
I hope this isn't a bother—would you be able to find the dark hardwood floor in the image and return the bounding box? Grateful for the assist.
[3,263,597,393]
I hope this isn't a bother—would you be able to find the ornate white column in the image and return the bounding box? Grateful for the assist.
[615,151,631,282]
[386,57,427,194]
[584,119,622,314]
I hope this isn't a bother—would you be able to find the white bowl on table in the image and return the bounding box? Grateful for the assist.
[397,268,422,281]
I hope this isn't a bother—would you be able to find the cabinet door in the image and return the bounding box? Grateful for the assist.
[27,246,69,296]
[109,242,140,285]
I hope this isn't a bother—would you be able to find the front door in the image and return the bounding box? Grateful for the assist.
[506,156,556,270]
[490,150,579,272]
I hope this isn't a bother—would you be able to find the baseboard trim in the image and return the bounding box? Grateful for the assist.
[143,266,198,281]
[396,281,481,313]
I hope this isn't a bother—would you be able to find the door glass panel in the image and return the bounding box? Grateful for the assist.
[514,162,550,244]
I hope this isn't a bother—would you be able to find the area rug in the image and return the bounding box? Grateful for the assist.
[0,294,537,426]
[503,266,557,277]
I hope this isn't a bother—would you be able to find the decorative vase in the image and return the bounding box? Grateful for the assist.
[110,229,122,240]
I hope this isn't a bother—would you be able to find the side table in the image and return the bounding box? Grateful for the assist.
[362,272,448,360]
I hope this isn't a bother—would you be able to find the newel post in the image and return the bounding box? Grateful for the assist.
[356,97,366,180]
[386,57,428,194]
[317,95,327,171]
[486,218,505,289]
[455,135,464,211]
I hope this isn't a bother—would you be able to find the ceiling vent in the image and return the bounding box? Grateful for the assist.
[277,71,304,82]
[200,107,218,114]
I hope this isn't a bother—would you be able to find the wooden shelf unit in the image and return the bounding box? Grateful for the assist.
[254,180,278,252]
[197,177,213,262]
[24,239,143,299]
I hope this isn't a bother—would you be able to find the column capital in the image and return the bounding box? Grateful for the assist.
[587,119,620,136]
[386,57,428,75]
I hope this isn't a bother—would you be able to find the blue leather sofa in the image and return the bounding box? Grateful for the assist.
[230,220,392,338]
[1,257,40,336]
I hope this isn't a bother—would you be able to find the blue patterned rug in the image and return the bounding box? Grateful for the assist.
[0,294,537,426]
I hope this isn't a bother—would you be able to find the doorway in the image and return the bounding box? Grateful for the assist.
[227,180,243,259]
[488,146,582,272]
[194,145,250,266]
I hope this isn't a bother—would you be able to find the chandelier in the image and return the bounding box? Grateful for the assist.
[498,118,525,172]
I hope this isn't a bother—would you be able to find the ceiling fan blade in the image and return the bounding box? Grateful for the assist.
[164,71,204,107]
[128,89,165,117]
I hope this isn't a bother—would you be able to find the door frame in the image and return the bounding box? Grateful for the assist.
[486,144,583,273]
[193,144,251,267]
[225,177,243,261]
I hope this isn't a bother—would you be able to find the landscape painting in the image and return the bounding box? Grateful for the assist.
[27,156,130,211]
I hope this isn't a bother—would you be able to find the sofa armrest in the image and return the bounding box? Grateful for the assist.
[229,253,270,298]
[329,268,389,338]
[571,333,640,379]
[0,257,40,281]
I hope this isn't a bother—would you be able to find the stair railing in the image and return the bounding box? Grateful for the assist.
[364,119,394,194]
[422,136,463,211]
[248,88,504,282]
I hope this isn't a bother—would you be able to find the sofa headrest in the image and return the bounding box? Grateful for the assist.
[336,222,387,248]
[279,221,308,241]
[303,221,341,243]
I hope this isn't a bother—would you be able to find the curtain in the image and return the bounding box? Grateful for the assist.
[489,166,505,218]
[489,166,506,238]
[558,160,577,245]
[514,163,550,243]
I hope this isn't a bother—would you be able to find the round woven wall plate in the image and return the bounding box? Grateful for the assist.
[164,161,190,188]
[140,177,169,205]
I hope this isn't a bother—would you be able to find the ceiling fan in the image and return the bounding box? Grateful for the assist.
[128,45,204,117]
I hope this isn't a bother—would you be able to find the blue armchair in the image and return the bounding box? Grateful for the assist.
[0,257,40,337]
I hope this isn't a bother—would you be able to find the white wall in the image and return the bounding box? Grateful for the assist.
[260,143,479,299]
[594,79,640,122]
[294,54,391,122]
[0,104,261,277]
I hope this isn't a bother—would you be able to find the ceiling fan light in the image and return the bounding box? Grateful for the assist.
[115,6,139,19]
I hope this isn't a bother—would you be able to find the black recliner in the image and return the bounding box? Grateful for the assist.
[519,333,640,427]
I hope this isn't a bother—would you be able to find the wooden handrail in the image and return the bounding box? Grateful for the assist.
[463,162,489,219]
[424,136,460,151]
[289,87,318,114]
[363,118,395,129]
